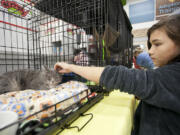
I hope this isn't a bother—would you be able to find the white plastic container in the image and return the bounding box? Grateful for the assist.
[0,111,18,135]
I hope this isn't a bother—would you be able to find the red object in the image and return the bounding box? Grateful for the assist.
[88,92,97,98]
[1,0,30,17]
[133,57,141,69]
[67,28,74,35]
[0,20,36,32]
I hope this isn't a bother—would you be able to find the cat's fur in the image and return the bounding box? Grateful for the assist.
[0,66,62,94]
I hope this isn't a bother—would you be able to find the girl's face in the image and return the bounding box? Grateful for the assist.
[148,28,180,67]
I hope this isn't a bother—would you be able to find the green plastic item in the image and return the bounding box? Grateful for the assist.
[52,117,61,123]
[86,81,96,86]
[121,0,126,5]
[43,123,49,127]
[102,40,105,61]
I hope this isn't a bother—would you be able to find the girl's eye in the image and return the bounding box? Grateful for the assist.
[154,43,161,47]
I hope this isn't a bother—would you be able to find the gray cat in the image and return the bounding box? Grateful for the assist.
[0,66,62,94]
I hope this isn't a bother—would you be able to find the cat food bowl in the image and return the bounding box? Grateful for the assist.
[0,111,19,135]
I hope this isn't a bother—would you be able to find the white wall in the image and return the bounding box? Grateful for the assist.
[0,12,30,53]
[39,15,90,56]
[132,20,158,30]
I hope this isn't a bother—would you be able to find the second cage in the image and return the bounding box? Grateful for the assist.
[34,0,133,68]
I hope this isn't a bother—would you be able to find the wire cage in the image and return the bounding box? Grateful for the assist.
[34,0,133,67]
[0,0,133,134]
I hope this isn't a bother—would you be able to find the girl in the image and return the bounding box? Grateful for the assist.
[54,14,180,135]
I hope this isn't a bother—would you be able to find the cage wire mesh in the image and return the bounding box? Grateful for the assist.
[0,0,132,75]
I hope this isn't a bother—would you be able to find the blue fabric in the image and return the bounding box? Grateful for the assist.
[136,52,154,69]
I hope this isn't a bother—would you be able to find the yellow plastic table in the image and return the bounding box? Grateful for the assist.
[53,91,135,135]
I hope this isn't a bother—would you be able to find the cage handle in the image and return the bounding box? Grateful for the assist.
[56,113,93,134]
[66,113,93,131]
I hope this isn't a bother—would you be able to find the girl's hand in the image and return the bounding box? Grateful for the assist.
[54,62,72,74]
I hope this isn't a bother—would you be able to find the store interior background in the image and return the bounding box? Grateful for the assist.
[124,0,180,51]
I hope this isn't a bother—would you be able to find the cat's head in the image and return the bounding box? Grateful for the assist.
[39,65,62,89]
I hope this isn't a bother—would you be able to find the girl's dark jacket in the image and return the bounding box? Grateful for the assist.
[100,57,180,135]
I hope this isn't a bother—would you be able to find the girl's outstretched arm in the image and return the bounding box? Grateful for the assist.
[54,62,105,84]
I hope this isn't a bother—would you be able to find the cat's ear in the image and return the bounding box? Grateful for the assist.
[42,65,50,72]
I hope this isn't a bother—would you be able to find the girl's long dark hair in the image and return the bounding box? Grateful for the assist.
[147,14,180,62]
